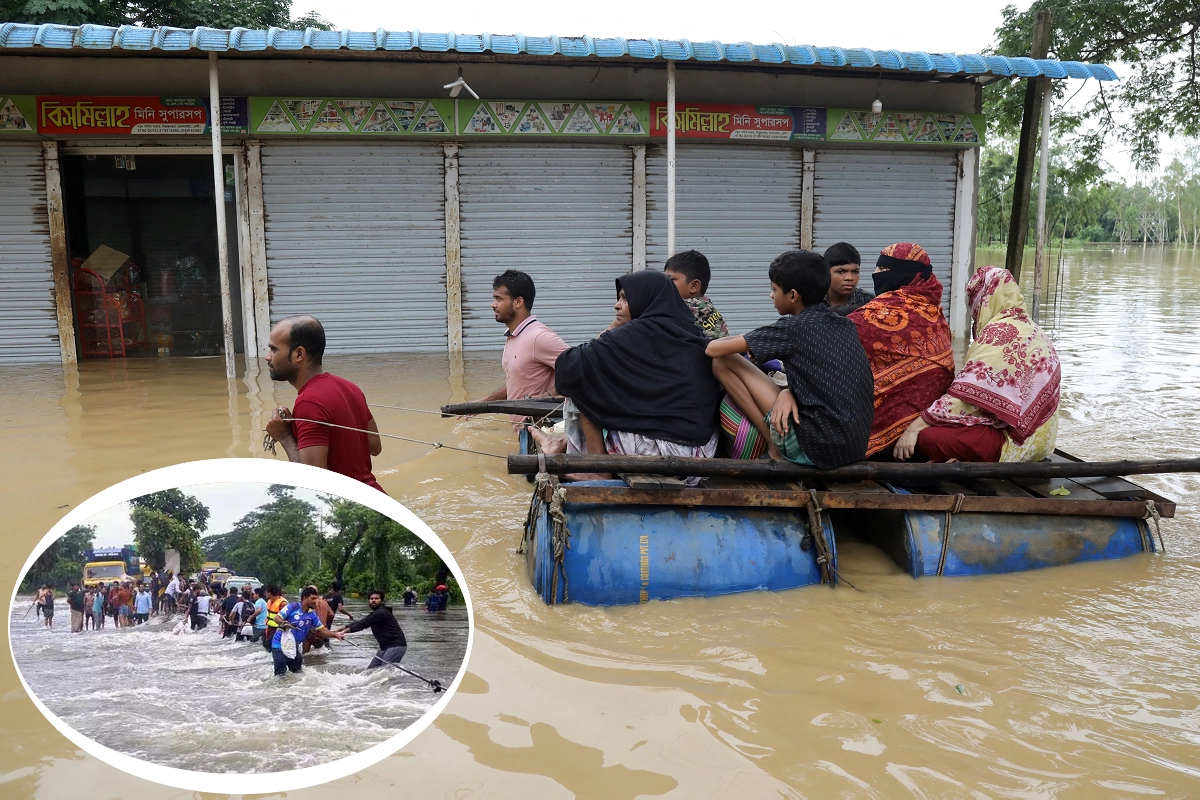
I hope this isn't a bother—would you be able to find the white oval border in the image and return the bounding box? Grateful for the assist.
[7,458,474,794]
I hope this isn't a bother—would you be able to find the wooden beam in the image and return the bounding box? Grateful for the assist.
[1004,9,1053,282]
[554,485,1174,519]
[632,144,647,269]
[444,143,462,357]
[950,147,977,339]
[234,144,256,359]
[800,148,815,250]
[244,139,270,356]
[41,141,76,367]
[508,453,1200,484]
[443,399,562,418]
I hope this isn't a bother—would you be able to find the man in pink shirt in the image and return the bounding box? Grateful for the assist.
[477,270,568,430]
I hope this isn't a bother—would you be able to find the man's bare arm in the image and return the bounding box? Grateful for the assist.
[478,385,508,402]
[367,418,382,456]
[298,446,329,469]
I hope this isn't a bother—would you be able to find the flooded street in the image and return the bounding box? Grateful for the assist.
[2,245,1199,797]
[7,600,467,773]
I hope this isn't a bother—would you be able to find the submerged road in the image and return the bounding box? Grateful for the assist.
[2,244,1198,796]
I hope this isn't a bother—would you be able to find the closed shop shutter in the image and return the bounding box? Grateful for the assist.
[813,149,958,307]
[458,143,633,350]
[261,142,446,354]
[647,143,802,335]
[0,143,58,364]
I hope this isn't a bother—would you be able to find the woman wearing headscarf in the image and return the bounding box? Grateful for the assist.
[893,265,1060,462]
[533,270,721,477]
[849,242,956,457]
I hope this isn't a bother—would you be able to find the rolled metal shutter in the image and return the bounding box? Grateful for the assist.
[813,149,958,307]
[647,143,802,335]
[0,143,58,364]
[261,142,446,354]
[458,144,633,350]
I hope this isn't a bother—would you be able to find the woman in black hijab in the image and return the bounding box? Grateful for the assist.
[532,270,721,476]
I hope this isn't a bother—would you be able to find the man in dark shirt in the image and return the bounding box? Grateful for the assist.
[220,588,240,638]
[264,315,384,492]
[323,582,354,623]
[707,249,874,469]
[67,583,85,633]
[334,590,407,669]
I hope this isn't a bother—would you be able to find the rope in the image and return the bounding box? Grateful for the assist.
[937,493,966,577]
[519,452,549,556]
[262,412,506,460]
[546,464,571,604]
[1143,499,1166,554]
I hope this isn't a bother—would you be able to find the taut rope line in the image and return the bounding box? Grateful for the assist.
[262,414,506,460]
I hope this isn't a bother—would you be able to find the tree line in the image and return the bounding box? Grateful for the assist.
[200,486,457,601]
[20,487,457,603]
[982,2,1200,246]
[0,0,332,30]
[977,142,1200,246]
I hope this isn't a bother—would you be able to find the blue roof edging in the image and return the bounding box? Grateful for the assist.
[0,23,1120,81]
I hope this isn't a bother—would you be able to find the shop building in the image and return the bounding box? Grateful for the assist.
[0,24,1116,367]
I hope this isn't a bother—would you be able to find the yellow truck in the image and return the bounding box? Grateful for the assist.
[82,546,140,588]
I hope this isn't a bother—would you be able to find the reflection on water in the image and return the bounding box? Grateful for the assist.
[8,600,466,773]
[1,245,1198,796]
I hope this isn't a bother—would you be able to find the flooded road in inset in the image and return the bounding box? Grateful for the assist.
[3,245,1198,796]
[8,600,466,773]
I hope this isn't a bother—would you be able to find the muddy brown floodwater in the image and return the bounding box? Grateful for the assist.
[2,245,1198,798]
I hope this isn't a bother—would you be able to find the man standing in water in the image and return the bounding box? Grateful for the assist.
[476,270,569,430]
[263,316,384,492]
[67,583,85,633]
[271,587,344,676]
[333,590,407,669]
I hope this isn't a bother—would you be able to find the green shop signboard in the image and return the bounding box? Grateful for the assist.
[456,100,648,136]
[252,98,455,134]
[0,96,36,134]
[826,109,984,145]
[251,98,980,145]
[250,97,650,137]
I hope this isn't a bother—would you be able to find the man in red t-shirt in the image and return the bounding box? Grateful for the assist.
[264,316,384,492]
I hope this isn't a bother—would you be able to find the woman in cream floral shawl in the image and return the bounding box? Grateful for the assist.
[892,266,1060,462]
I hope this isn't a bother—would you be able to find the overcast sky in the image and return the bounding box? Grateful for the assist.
[82,483,327,549]
[295,0,1183,178]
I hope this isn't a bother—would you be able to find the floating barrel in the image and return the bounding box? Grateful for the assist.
[523,480,834,606]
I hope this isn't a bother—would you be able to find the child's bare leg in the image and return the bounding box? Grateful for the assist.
[565,413,613,480]
[712,355,785,460]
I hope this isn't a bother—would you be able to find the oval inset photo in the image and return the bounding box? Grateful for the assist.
[7,459,472,794]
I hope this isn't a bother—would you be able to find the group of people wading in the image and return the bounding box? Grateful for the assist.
[258,244,1060,489]
[35,572,416,678]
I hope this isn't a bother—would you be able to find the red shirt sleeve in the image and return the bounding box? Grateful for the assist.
[292,394,331,450]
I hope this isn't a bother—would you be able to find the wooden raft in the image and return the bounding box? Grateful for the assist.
[533,451,1176,520]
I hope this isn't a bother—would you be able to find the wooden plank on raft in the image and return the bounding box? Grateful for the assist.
[820,480,892,494]
[1011,477,1108,501]
[549,485,1174,519]
[967,478,1037,498]
[620,473,687,490]
[1050,451,1149,498]
[508,453,1200,483]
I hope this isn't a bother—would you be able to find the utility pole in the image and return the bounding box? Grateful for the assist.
[1005,10,1053,282]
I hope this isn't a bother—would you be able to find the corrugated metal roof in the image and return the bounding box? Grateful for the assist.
[0,23,1119,81]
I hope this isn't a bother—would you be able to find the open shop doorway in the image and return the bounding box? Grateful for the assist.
[61,152,242,359]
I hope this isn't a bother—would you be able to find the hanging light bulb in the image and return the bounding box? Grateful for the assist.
[871,96,883,114]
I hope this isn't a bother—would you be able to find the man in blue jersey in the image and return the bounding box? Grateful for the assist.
[271,587,343,675]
